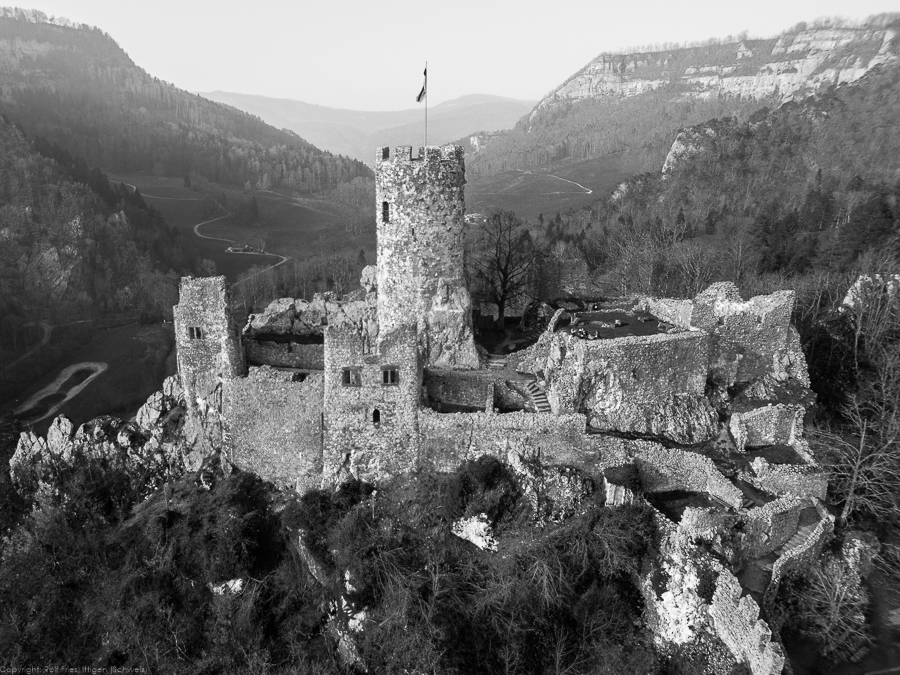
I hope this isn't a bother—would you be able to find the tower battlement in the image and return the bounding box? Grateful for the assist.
[376,144,464,166]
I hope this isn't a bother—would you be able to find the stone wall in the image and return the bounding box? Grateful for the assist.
[708,568,785,675]
[729,404,804,452]
[173,276,245,404]
[323,324,421,484]
[375,145,478,369]
[424,369,493,410]
[691,282,796,386]
[639,297,693,328]
[739,495,806,561]
[741,457,828,500]
[245,339,325,370]
[223,367,324,492]
[633,443,744,509]
[418,409,619,473]
[514,330,716,443]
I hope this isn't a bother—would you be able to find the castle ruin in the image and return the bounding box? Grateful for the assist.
[165,144,832,675]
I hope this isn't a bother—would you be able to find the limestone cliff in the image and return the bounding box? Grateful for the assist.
[532,22,897,124]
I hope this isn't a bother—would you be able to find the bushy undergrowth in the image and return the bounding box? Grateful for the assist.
[0,462,331,673]
[0,447,688,674]
[287,456,660,674]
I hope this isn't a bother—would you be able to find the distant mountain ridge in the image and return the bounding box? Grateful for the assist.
[532,19,897,122]
[0,9,371,192]
[461,14,900,219]
[201,91,536,163]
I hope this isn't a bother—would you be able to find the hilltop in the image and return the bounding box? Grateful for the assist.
[0,9,371,192]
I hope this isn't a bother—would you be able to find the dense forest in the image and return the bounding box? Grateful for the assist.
[0,16,372,193]
[0,117,187,327]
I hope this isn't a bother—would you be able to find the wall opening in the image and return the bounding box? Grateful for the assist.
[382,147,390,160]
[382,365,399,386]
[342,367,361,387]
[373,408,381,427]
[382,201,390,223]
[189,326,204,340]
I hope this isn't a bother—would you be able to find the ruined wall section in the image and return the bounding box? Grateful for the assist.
[173,276,244,406]
[223,367,324,492]
[632,442,744,508]
[375,145,479,369]
[417,409,609,472]
[322,324,421,485]
[245,340,325,370]
[516,330,717,444]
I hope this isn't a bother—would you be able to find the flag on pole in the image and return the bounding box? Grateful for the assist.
[416,67,427,103]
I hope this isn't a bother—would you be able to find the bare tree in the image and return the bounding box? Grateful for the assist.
[466,210,536,330]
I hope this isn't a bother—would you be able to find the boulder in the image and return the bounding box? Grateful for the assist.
[136,390,167,431]
[250,297,295,334]
[451,513,498,551]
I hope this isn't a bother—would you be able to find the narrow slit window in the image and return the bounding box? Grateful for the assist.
[188,326,204,340]
[372,408,381,427]
[382,201,390,223]
[382,366,399,386]
[342,367,361,387]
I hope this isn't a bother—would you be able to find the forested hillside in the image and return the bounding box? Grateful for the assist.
[593,60,900,293]
[465,15,898,189]
[0,12,372,192]
[0,117,186,325]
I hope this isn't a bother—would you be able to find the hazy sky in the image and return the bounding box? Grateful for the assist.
[27,0,900,110]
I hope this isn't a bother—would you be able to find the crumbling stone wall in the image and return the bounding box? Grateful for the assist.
[741,457,828,500]
[515,330,716,444]
[245,339,325,370]
[375,145,478,369]
[739,495,807,561]
[633,443,744,509]
[223,367,324,493]
[424,369,494,410]
[173,276,245,405]
[322,324,421,484]
[729,403,805,452]
[418,409,613,472]
[691,283,802,387]
[708,568,786,675]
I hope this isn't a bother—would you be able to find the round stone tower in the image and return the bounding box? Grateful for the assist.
[375,145,479,369]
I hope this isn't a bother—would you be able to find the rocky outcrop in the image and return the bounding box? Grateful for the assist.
[451,513,498,551]
[532,23,897,122]
[11,375,194,504]
[507,448,594,524]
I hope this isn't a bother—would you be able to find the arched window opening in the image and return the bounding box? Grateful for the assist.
[382,201,390,223]
[373,408,381,428]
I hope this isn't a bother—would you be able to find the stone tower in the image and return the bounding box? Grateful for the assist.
[375,145,479,369]
[173,276,245,406]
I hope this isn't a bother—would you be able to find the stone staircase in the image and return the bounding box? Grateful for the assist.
[525,381,552,413]
[780,520,820,553]
[485,354,509,370]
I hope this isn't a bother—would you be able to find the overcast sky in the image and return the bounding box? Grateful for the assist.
[27,0,900,111]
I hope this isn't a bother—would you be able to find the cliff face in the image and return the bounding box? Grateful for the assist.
[532,23,897,122]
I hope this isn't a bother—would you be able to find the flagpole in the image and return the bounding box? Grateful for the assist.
[424,61,428,148]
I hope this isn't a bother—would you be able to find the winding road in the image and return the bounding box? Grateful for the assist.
[123,183,293,284]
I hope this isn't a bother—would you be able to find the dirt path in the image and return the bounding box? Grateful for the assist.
[515,170,593,195]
